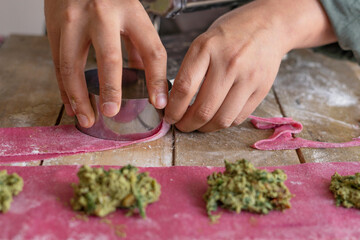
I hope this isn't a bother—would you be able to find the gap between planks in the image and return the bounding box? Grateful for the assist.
[40,104,65,166]
[273,87,306,164]
[171,125,176,166]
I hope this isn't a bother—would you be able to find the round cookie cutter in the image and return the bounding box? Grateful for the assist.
[75,68,171,141]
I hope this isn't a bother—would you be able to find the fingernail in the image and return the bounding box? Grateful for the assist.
[64,104,73,116]
[77,114,89,127]
[102,102,119,117]
[155,93,167,109]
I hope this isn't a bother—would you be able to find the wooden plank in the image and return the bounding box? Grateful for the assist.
[0,161,40,167]
[174,90,300,167]
[0,35,61,127]
[274,49,360,163]
[0,35,63,166]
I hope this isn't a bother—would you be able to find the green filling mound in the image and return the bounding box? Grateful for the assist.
[0,170,24,213]
[204,159,293,221]
[71,165,161,218]
[330,172,360,209]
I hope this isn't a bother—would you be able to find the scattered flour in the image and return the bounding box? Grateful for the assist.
[289,181,303,185]
[9,194,43,214]
[280,50,359,108]
[9,162,27,166]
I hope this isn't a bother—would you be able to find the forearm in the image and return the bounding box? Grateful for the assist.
[254,0,337,52]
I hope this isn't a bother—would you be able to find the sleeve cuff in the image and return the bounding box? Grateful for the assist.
[320,0,360,63]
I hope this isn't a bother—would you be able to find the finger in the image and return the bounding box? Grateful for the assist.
[164,37,211,124]
[46,24,75,116]
[232,88,269,127]
[122,35,144,69]
[174,62,235,132]
[197,81,254,132]
[90,13,122,117]
[125,6,168,109]
[60,21,93,128]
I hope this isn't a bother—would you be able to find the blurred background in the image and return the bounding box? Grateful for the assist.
[0,0,45,40]
[0,0,230,41]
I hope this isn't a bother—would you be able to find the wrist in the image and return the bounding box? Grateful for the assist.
[257,0,337,53]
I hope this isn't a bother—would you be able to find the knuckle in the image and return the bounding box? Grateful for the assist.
[172,80,191,96]
[148,79,167,91]
[88,0,108,16]
[194,105,214,123]
[148,45,167,61]
[226,52,242,74]
[69,95,88,112]
[63,7,79,23]
[100,83,121,101]
[193,33,217,53]
[236,70,256,88]
[99,50,122,66]
[234,114,247,125]
[173,73,192,96]
[215,117,233,129]
[59,61,74,78]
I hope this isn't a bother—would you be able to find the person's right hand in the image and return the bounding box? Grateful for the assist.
[164,0,337,133]
[45,0,168,128]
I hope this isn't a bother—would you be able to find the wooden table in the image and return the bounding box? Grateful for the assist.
[1,34,360,167]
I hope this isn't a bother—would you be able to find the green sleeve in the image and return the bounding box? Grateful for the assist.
[318,0,360,64]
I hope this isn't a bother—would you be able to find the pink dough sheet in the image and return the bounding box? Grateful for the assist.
[0,121,170,163]
[249,115,360,150]
[1,115,359,164]
[1,162,360,240]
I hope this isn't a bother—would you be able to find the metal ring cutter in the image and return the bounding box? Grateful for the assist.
[75,68,171,141]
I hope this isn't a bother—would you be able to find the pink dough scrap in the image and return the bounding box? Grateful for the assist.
[249,115,360,150]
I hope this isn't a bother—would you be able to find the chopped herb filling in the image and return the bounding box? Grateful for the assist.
[71,165,161,218]
[0,170,24,213]
[204,159,292,221]
[330,172,360,209]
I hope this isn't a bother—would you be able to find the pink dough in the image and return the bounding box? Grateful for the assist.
[0,121,170,163]
[1,162,360,239]
[249,115,360,150]
[1,115,359,164]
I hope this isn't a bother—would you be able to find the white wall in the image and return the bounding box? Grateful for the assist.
[0,0,45,36]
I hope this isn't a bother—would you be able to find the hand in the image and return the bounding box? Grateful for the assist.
[164,0,336,132]
[45,0,168,128]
